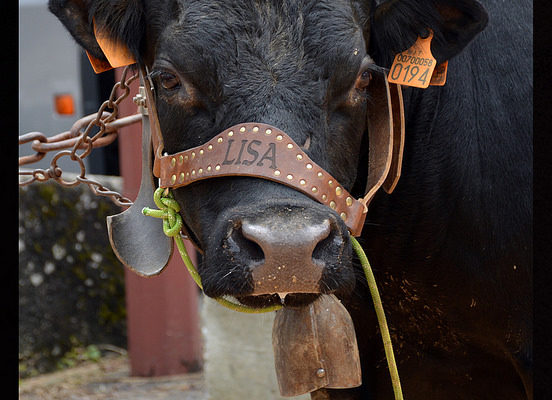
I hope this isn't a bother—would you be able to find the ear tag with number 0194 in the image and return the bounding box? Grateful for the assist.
[388,31,440,89]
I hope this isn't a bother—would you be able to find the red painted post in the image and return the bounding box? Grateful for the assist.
[114,68,202,376]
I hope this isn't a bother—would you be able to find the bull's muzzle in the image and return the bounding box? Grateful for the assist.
[243,217,330,295]
[224,206,346,296]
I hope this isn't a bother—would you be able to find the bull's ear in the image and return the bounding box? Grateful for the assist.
[48,0,145,66]
[369,0,488,67]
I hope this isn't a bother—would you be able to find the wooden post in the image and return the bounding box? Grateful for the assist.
[114,68,202,376]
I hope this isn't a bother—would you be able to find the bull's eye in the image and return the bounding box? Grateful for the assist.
[355,70,372,91]
[159,72,181,90]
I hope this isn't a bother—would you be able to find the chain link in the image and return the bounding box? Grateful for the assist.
[19,66,140,208]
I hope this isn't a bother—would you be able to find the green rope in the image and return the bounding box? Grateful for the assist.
[351,236,404,400]
[143,188,402,399]
[142,188,282,314]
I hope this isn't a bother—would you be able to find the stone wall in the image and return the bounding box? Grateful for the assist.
[19,174,314,399]
[19,175,127,378]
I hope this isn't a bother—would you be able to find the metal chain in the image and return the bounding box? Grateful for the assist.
[19,66,141,208]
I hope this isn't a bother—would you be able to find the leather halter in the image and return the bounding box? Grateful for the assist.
[107,65,404,274]
[141,65,404,230]
[133,69,401,247]
[139,65,404,238]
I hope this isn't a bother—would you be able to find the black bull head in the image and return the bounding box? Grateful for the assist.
[49,0,487,308]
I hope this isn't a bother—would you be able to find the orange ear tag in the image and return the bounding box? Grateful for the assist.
[429,60,448,86]
[89,18,136,73]
[388,31,437,89]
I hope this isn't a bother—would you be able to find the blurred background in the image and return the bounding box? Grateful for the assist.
[19,0,127,380]
[19,0,118,176]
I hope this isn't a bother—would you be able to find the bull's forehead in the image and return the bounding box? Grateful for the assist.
[156,0,366,93]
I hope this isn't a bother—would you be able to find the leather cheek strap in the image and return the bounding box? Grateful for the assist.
[383,82,405,194]
[361,72,396,208]
[140,65,165,178]
[139,66,204,253]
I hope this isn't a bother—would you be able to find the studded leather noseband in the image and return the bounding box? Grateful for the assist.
[156,122,368,236]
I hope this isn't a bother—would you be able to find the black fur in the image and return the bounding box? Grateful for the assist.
[48,1,532,399]
[369,0,488,66]
[48,0,178,64]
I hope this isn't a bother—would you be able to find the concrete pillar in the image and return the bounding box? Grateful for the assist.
[202,297,310,400]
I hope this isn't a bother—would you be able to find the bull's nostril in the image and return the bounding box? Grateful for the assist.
[312,221,344,264]
[225,224,264,263]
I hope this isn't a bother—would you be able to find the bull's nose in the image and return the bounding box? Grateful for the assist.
[239,213,332,295]
[242,218,331,254]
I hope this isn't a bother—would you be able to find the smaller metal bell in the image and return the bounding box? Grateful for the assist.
[272,294,362,397]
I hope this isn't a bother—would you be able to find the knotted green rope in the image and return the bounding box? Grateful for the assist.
[142,188,282,313]
[143,188,402,399]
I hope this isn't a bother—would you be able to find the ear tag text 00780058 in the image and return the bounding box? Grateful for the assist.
[388,30,448,88]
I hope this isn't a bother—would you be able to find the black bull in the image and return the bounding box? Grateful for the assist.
[49,0,532,399]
